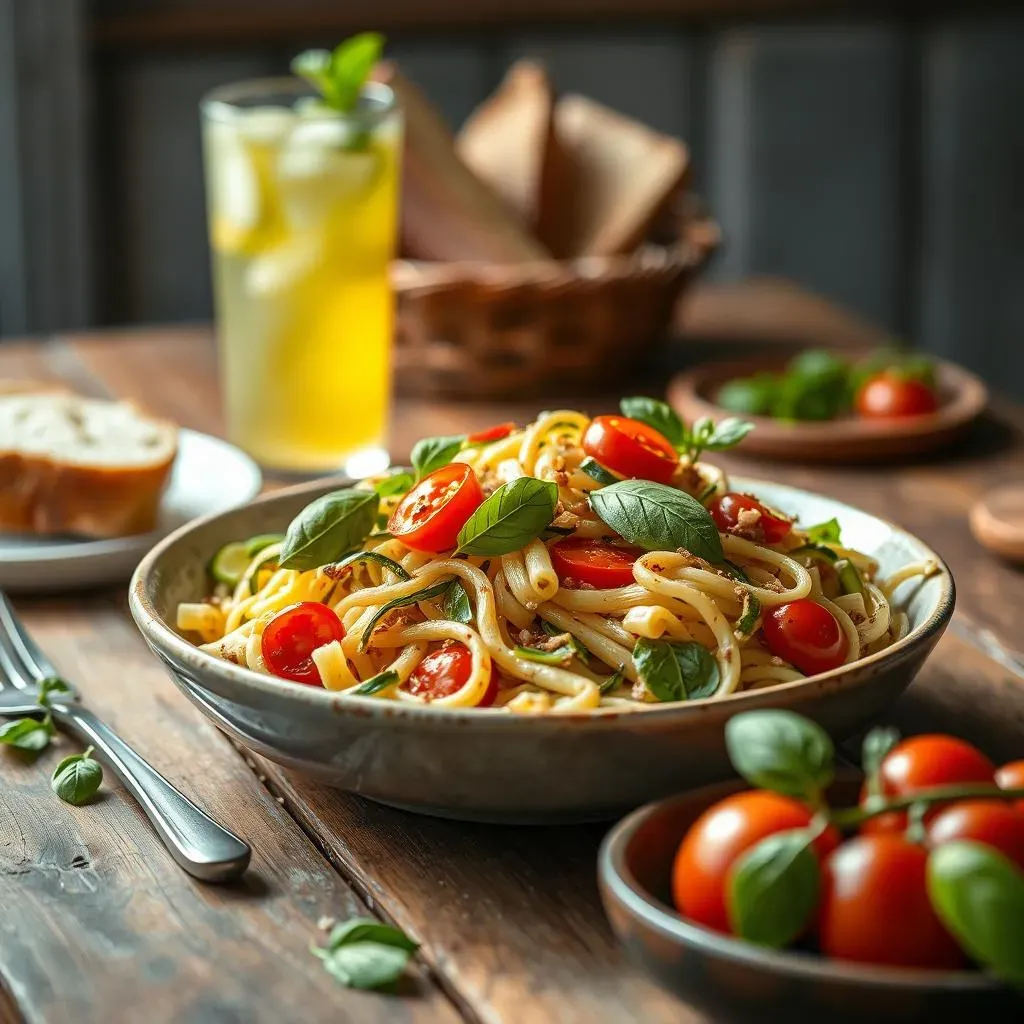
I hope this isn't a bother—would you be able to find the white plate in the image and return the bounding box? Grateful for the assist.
[0,429,262,593]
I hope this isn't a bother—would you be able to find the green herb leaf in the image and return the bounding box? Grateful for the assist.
[351,670,400,696]
[836,557,864,596]
[37,676,72,707]
[590,480,723,562]
[372,469,415,499]
[321,942,412,990]
[928,840,1024,986]
[721,559,751,584]
[619,397,686,447]
[633,638,720,702]
[0,717,51,752]
[514,644,574,666]
[716,374,779,416]
[704,417,755,451]
[51,753,103,805]
[411,435,465,480]
[330,550,411,582]
[279,489,378,570]
[727,828,821,948]
[326,917,419,952]
[806,518,842,545]
[442,580,473,624]
[774,351,850,422]
[725,710,834,802]
[578,457,621,487]
[292,33,384,115]
[861,726,900,800]
[735,592,762,641]
[456,477,557,557]
[359,581,453,651]
[599,666,626,695]
[540,620,590,663]
[291,49,335,101]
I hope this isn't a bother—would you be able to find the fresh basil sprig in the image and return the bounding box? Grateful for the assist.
[411,435,465,480]
[372,469,415,499]
[442,580,473,624]
[456,477,557,556]
[806,518,841,545]
[51,746,104,805]
[618,396,753,463]
[0,676,72,753]
[590,480,723,562]
[311,916,418,990]
[619,397,687,447]
[633,638,719,702]
[280,489,378,570]
[292,33,384,114]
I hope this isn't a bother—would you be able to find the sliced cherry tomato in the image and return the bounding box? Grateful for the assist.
[388,462,484,554]
[261,602,346,686]
[672,790,840,934]
[996,760,1024,813]
[400,641,497,706]
[467,421,517,445]
[855,373,939,419]
[861,735,996,835]
[762,600,848,676]
[549,538,644,589]
[927,800,1024,871]
[708,493,792,544]
[581,415,678,484]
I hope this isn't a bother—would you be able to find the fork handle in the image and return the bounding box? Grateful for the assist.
[52,703,251,882]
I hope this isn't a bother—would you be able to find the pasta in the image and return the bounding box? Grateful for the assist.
[180,405,938,713]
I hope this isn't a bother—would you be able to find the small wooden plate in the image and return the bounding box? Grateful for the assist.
[970,485,1024,563]
[667,356,988,462]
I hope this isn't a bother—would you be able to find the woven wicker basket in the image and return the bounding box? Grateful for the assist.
[392,201,719,399]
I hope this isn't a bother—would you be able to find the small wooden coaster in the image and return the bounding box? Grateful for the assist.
[970,485,1024,562]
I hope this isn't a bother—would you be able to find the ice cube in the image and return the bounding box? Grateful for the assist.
[203,121,260,231]
[244,234,322,297]
[236,105,294,144]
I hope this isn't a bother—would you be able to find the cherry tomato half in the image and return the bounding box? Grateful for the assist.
[467,421,517,445]
[996,760,1024,813]
[549,538,645,589]
[581,415,678,484]
[388,462,485,554]
[708,493,792,544]
[400,641,498,707]
[261,602,346,686]
[762,600,848,676]
[855,373,939,420]
[861,735,996,836]
[672,790,840,934]
[927,800,1024,871]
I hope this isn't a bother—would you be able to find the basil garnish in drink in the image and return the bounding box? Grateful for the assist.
[633,638,720,701]
[279,489,378,570]
[590,480,723,561]
[291,33,384,114]
[456,477,558,557]
[411,435,466,480]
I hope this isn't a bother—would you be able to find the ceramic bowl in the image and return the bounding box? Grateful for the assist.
[598,779,1018,1021]
[129,476,954,823]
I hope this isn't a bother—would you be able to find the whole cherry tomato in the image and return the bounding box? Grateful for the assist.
[672,790,840,934]
[996,760,1024,813]
[400,641,498,706]
[467,421,517,445]
[549,538,644,589]
[762,600,848,676]
[388,462,485,554]
[581,415,678,484]
[855,373,939,419]
[708,493,792,544]
[861,735,996,835]
[927,800,1024,871]
[818,834,963,969]
[261,602,346,686]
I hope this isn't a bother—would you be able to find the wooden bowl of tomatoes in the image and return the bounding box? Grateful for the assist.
[599,710,1023,1022]
[667,350,988,463]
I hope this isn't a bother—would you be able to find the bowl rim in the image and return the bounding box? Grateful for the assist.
[129,473,955,728]
[597,783,1002,992]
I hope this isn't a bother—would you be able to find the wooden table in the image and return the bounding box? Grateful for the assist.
[2,325,1023,1024]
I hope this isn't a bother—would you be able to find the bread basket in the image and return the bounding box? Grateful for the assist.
[392,201,719,400]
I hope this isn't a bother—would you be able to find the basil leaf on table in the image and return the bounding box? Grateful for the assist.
[442,580,473,624]
[633,638,720,702]
[372,469,415,499]
[727,828,821,948]
[51,749,103,805]
[326,918,419,951]
[806,518,842,545]
[457,477,558,557]
[725,709,835,802]
[312,915,419,991]
[0,717,52,752]
[927,841,1024,987]
[773,355,849,422]
[411,435,465,480]
[350,670,400,696]
[590,480,724,562]
[359,581,453,651]
[618,396,686,447]
[279,489,378,570]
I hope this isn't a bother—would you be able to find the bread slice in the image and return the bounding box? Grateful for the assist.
[552,94,690,257]
[0,394,178,538]
[372,62,552,264]
[457,60,569,254]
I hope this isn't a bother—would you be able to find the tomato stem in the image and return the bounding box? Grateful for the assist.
[830,784,1024,828]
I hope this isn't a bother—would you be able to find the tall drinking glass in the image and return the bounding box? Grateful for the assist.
[200,78,400,475]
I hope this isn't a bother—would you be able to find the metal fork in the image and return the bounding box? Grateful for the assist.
[0,591,251,882]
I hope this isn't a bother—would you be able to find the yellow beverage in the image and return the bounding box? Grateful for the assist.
[201,80,401,473]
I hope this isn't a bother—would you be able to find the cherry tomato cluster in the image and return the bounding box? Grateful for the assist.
[855,372,939,420]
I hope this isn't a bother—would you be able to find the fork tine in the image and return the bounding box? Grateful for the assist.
[0,590,57,687]
[0,615,32,690]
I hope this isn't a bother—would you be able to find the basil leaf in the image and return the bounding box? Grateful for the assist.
[442,580,473,624]
[861,726,900,800]
[372,469,415,499]
[774,352,850,422]
[704,417,755,451]
[291,49,335,101]
[37,676,72,706]
[633,638,720,702]
[330,550,411,582]
[540,620,590,663]
[806,518,841,545]
[321,941,412,990]
[717,374,779,416]
[0,717,51,752]
[599,665,626,695]
[280,489,378,570]
[515,644,573,666]
[725,709,834,801]
[735,592,762,641]
[329,32,385,112]
[619,396,686,447]
[51,755,103,805]
[727,829,821,948]
[351,670,400,696]
[359,581,452,651]
[411,435,465,480]
[457,477,557,557]
[579,458,621,487]
[590,480,723,562]
[326,917,418,952]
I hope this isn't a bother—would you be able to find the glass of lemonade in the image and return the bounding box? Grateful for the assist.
[200,77,400,475]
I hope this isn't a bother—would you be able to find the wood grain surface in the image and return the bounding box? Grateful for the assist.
[1,324,1023,1024]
